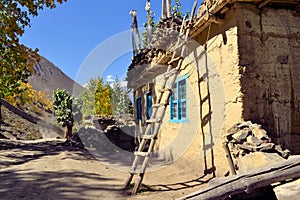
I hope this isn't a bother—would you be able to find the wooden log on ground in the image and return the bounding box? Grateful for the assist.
[179,155,300,200]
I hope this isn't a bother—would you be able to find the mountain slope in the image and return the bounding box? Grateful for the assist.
[28,56,84,98]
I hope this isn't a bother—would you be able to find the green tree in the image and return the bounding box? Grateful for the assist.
[52,89,81,139]
[78,79,97,116]
[110,77,132,115]
[0,0,66,120]
[172,0,183,19]
[78,77,112,117]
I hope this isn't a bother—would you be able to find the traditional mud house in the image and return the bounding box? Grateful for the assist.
[127,0,300,176]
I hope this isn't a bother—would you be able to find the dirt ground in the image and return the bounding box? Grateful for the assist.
[0,138,211,200]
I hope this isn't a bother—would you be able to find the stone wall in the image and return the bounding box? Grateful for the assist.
[235,3,300,153]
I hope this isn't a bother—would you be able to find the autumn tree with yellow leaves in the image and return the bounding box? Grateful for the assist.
[5,81,52,113]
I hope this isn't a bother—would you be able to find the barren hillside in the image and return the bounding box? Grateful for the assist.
[28,56,84,98]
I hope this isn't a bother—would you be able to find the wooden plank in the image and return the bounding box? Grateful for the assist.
[259,0,271,8]
[179,156,300,200]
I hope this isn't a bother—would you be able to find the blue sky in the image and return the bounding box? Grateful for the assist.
[20,0,198,85]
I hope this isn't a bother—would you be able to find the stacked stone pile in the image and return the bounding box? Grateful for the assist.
[226,121,291,160]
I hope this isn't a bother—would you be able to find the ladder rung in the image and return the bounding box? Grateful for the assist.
[134,151,151,157]
[158,88,172,93]
[201,112,212,126]
[164,69,178,78]
[199,73,208,82]
[129,169,137,174]
[129,169,143,175]
[152,103,168,108]
[141,134,155,139]
[146,118,161,123]
[200,95,210,105]
[173,41,186,50]
[168,56,183,65]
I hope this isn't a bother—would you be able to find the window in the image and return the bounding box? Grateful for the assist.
[146,92,152,120]
[136,96,142,120]
[170,76,188,122]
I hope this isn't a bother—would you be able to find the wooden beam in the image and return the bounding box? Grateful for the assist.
[180,156,300,200]
[259,0,271,8]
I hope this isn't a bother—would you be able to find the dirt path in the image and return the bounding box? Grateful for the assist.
[0,139,209,200]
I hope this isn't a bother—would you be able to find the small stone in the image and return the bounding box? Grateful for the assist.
[227,123,240,135]
[239,149,248,157]
[247,135,263,146]
[232,128,251,143]
[275,145,291,159]
[237,121,253,129]
[251,126,270,141]
[281,149,291,159]
[238,142,254,151]
[258,143,275,152]
[231,146,240,157]
[277,55,288,64]
[275,145,283,152]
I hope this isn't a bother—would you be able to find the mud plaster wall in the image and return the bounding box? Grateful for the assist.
[132,10,241,176]
[204,28,242,176]
[184,8,242,176]
[144,24,238,177]
[235,4,300,154]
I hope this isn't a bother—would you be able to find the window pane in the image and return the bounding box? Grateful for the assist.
[172,102,177,118]
[179,79,186,99]
[146,92,152,119]
[173,87,177,100]
[181,101,186,118]
[136,97,142,120]
[169,77,188,122]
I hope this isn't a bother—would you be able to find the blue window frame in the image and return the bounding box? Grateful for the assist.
[136,96,142,120]
[146,91,152,120]
[170,76,188,122]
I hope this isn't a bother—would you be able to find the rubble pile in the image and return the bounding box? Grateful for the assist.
[128,17,183,72]
[68,115,136,151]
[226,121,291,160]
[149,17,183,50]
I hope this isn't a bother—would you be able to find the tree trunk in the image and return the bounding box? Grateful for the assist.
[0,100,2,122]
[64,123,73,139]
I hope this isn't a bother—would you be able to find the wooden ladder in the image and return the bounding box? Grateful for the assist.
[124,0,198,194]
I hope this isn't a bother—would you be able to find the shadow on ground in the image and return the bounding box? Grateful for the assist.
[140,175,212,193]
[0,140,92,168]
[0,139,128,200]
[0,169,126,200]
